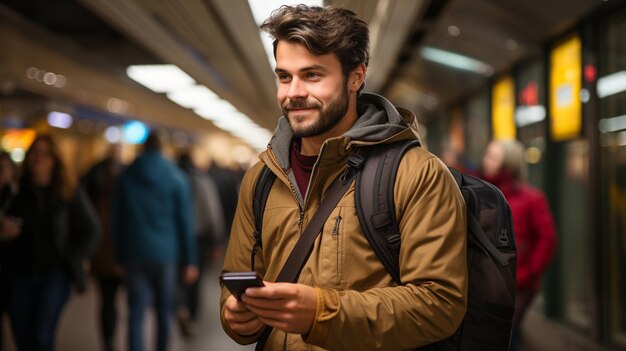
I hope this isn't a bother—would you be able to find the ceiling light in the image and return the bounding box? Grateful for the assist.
[54,75,67,88]
[420,47,494,76]
[123,121,149,144]
[127,65,195,93]
[193,100,239,119]
[599,114,626,133]
[597,70,626,99]
[166,85,219,109]
[43,72,58,86]
[105,126,122,143]
[47,111,73,129]
[127,64,271,151]
[10,148,25,163]
[515,105,546,127]
[107,98,129,114]
[447,25,461,37]
[26,67,38,79]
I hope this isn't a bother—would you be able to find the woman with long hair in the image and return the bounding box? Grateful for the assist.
[0,151,18,351]
[1,134,100,351]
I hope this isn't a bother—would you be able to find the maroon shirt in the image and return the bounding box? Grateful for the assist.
[290,139,318,198]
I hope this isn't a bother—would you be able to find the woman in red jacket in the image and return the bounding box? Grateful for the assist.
[481,139,557,351]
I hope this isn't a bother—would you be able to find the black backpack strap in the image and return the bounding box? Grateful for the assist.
[355,140,420,285]
[251,165,276,271]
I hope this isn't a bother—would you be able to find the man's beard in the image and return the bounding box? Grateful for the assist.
[282,82,350,138]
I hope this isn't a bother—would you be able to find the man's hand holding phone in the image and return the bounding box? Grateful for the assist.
[221,271,317,336]
[222,272,266,336]
[224,294,265,336]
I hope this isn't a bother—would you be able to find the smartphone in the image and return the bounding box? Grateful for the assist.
[220,271,265,300]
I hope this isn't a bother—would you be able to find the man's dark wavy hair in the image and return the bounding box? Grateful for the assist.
[261,5,369,92]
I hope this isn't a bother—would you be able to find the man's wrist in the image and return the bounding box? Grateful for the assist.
[237,324,265,337]
[302,287,340,345]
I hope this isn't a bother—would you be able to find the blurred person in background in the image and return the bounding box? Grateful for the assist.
[0,134,101,351]
[113,133,198,351]
[82,145,125,351]
[0,151,17,214]
[441,146,476,175]
[207,162,241,243]
[481,139,557,351]
[176,152,226,338]
[440,139,477,175]
[0,151,18,351]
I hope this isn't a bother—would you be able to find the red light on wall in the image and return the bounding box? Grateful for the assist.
[519,81,539,106]
[584,64,597,83]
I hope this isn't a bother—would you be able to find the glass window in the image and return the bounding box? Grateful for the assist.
[542,34,593,334]
[516,59,548,190]
[598,6,626,347]
[557,139,592,331]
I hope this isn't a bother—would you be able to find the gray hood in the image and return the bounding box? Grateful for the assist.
[268,92,421,170]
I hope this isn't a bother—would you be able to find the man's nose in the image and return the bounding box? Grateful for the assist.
[287,78,307,100]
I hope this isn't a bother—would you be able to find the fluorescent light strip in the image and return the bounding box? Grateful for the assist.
[127,64,272,151]
[515,105,546,127]
[47,111,73,129]
[167,85,219,109]
[194,102,239,120]
[597,70,626,99]
[420,47,494,76]
[127,65,195,93]
[599,114,626,133]
[618,131,626,146]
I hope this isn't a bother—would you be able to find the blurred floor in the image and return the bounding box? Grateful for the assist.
[1,264,253,351]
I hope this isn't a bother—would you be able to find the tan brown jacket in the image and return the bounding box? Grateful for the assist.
[220,93,467,351]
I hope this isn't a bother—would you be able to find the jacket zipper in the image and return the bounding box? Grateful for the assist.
[332,215,342,284]
[266,147,306,233]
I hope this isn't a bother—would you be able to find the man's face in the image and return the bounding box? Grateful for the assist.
[275,41,349,138]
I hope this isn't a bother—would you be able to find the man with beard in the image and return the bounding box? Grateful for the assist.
[220,5,468,351]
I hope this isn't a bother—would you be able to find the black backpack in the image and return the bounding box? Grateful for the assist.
[251,139,517,351]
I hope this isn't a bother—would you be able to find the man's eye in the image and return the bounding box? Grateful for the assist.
[306,72,321,79]
[277,74,290,81]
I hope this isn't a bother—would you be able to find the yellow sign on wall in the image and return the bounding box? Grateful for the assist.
[550,35,582,141]
[1,129,36,150]
[492,76,516,140]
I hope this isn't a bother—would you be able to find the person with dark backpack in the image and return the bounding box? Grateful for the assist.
[220,5,472,351]
[248,139,518,351]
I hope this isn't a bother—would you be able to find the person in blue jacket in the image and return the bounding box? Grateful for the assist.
[113,132,198,351]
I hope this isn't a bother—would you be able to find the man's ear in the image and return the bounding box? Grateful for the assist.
[349,64,367,93]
